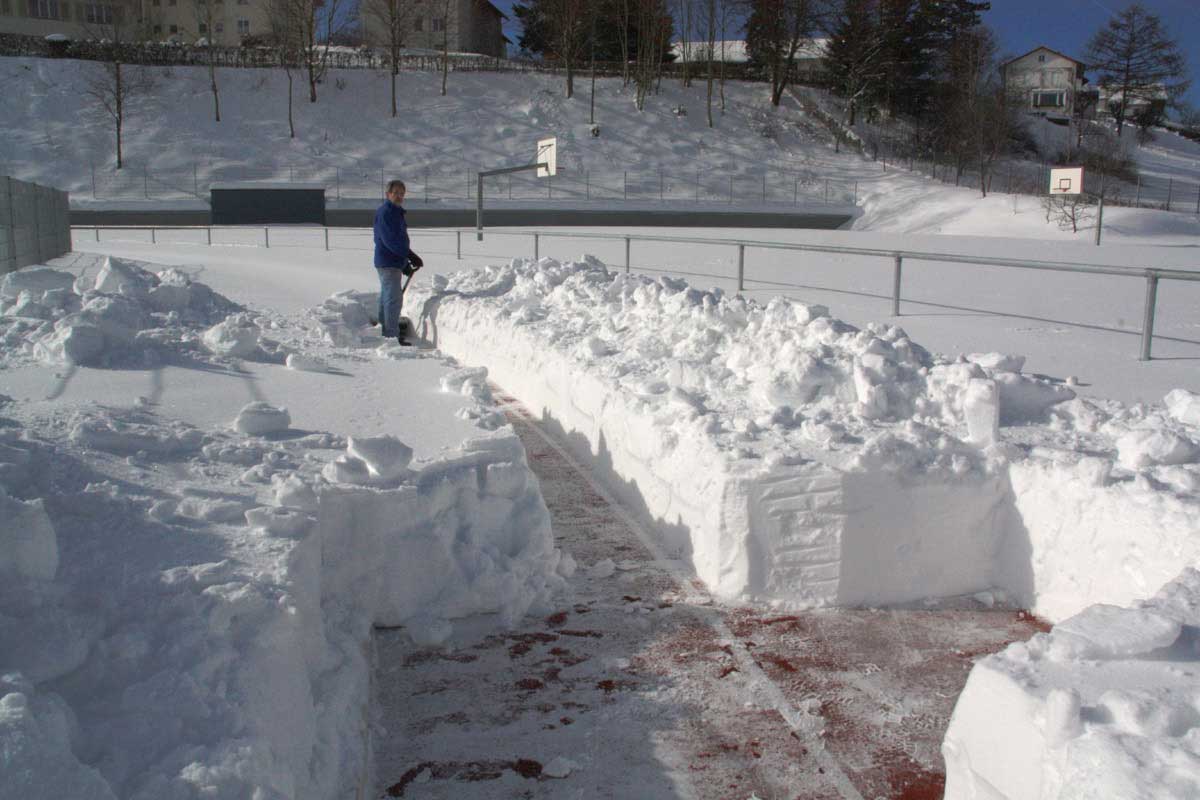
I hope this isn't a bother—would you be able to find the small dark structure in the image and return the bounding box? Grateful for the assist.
[210,182,326,225]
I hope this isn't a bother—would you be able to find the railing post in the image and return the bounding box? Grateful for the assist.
[737,243,745,292]
[1166,178,1173,211]
[1135,176,1141,207]
[892,254,903,316]
[207,227,212,246]
[95,227,100,242]
[32,185,42,264]
[625,236,630,274]
[151,227,156,244]
[534,232,540,260]
[456,230,461,260]
[793,175,798,206]
[854,181,858,205]
[264,227,270,248]
[476,173,484,241]
[1140,272,1159,361]
[324,227,330,251]
[4,177,17,269]
[660,168,664,202]
[1095,191,1105,246]
[623,170,627,201]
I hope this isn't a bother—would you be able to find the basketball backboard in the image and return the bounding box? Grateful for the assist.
[1049,167,1083,195]
[536,137,557,178]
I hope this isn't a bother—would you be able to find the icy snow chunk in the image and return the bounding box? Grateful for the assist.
[963,379,999,447]
[1047,604,1182,661]
[0,267,75,301]
[483,461,528,498]
[993,372,1075,424]
[285,353,329,373]
[232,401,291,435]
[272,473,319,510]
[557,551,578,578]
[542,756,579,778]
[89,256,157,297]
[347,435,413,480]
[1116,428,1199,470]
[322,454,371,484]
[442,366,492,401]
[202,314,260,357]
[588,558,616,579]
[0,489,58,580]
[245,506,313,538]
[1042,688,1083,746]
[0,678,118,799]
[1164,389,1200,428]
[176,495,251,524]
[37,322,105,365]
[967,352,1026,373]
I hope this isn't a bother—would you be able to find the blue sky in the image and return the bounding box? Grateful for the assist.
[491,0,1198,109]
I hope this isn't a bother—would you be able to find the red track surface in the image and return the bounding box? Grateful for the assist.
[371,395,1046,799]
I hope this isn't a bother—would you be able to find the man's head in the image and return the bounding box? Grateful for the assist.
[386,180,406,206]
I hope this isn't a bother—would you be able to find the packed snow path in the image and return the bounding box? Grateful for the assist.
[371,390,1045,799]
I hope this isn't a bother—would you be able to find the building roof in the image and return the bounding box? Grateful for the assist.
[480,1,508,20]
[1001,46,1086,72]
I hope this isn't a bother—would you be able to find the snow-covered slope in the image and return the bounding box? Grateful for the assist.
[3,56,1196,244]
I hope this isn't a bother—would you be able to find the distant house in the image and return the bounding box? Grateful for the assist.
[361,0,507,59]
[672,37,828,67]
[1001,46,1090,121]
[0,0,270,46]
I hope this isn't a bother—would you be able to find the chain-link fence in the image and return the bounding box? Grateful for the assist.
[1,177,72,275]
[863,138,1200,214]
[71,162,859,207]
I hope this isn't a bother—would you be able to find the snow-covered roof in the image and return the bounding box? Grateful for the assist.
[670,38,828,64]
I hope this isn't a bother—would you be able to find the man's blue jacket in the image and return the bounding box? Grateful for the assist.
[373,201,410,269]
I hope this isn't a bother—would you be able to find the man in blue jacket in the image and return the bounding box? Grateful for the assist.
[374,179,423,344]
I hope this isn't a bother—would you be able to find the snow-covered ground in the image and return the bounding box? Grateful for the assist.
[3,231,1199,798]
[3,52,1200,800]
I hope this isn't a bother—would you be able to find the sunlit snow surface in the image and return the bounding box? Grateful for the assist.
[1,241,1198,798]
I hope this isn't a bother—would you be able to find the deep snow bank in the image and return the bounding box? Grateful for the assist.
[943,568,1200,800]
[0,258,568,798]
[397,256,1198,618]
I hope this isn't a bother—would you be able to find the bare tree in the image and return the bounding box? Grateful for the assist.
[271,0,353,104]
[83,7,152,169]
[191,0,222,122]
[676,0,695,88]
[1085,2,1190,138]
[362,0,417,116]
[543,0,589,98]
[268,0,305,137]
[939,27,1016,197]
[436,0,452,96]
[745,0,826,107]
[700,0,717,126]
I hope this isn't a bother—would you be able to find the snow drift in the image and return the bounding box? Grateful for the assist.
[0,258,568,799]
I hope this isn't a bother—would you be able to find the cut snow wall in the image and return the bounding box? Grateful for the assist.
[416,288,1008,608]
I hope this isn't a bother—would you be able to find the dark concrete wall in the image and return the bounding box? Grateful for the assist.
[73,207,853,230]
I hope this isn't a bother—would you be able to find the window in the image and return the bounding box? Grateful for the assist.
[153,23,160,32]
[1038,54,1046,63]
[432,16,444,32]
[198,22,206,32]
[214,20,222,31]
[413,16,422,31]
[1033,90,1065,108]
[236,17,248,34]
[84,3,113,23]
[28,0,61,19]
[0,0,10,15]
[168,23,176,32]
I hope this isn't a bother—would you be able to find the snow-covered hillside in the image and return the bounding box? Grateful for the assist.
[3,55,1197,243]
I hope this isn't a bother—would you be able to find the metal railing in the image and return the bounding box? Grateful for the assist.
[3,177,71,274]
[71,224,1199,361]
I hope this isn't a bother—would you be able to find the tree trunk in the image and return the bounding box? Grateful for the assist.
[209,59,221,122]
[391,67,397,117]
[115,63,124,169]
[287,71,296,138]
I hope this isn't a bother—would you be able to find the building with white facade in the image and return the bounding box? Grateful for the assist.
[0,0,269,46]
[1000,46,1089,121]
[359,0,506,59]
